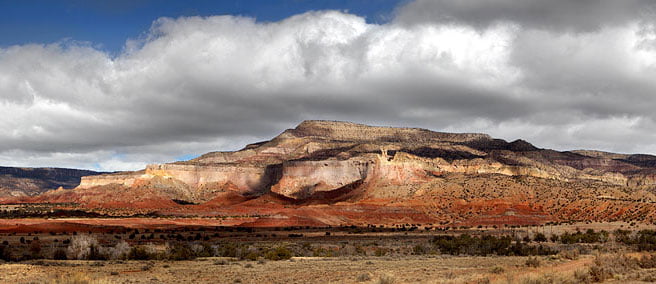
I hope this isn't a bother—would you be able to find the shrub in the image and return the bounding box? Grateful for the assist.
[490,266,505,274]
[374,248,387,257]
[559,229,608,244]
[475,278,490,284]
[242,251,260,261]
[87,243,107,260]
[558,248,580,260]
[356,273,371,282]
[216,242,240,258]
[107,241,130,260]
[412,244,428,255]
[375,274,396,284]
[588,253,638,282]
[53,248,68,260]
[167,242,196,260]
[638,253,656,268]
[533,233,547,242]
[588,263,612,282]
[67,235,99,260]
[573,269,590,283]
[631,230,656,251]
[549,235,559,242]
[128,246,156,260]
[313,247,334,257]
[614,229,632,244]
[264,246,292,261]
[192,243,214,257]
[0,244,12,261]
[28,240,42,259]
[430,234,555,256]
[525,256,540,268]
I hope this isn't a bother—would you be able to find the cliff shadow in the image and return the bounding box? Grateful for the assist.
[246,163,284,198]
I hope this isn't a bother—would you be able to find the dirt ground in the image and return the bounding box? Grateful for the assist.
[0,254,600,284]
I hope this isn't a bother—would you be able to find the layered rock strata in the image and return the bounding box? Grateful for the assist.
[27,120,656,226]
[77,120,656,202]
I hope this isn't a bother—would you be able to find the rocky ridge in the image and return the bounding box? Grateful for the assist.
[0,167,104,197]
[15,120,656,226]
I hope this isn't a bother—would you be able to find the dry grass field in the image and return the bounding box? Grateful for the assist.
[0,254,593,284]
[0,221,655,283]
[2,253,656,284]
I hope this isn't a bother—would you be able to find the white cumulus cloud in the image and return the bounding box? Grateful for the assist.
[1,1,656,170]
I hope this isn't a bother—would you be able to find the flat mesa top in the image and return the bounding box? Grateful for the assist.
[287,120,491,143]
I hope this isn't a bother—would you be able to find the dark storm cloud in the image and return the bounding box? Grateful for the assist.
[0,2,655,170]
[395,0,656,32]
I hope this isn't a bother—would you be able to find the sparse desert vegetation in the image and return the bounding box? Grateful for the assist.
[0,222,654,283]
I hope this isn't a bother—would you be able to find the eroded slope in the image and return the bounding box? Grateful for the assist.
[19,120,656,226]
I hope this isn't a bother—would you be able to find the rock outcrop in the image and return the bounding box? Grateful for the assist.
[17,120,656,226]
[272,158,371,199]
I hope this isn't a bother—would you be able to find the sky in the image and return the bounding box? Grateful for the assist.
[0,0,655,171]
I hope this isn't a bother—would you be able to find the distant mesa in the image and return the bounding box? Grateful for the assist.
[3,120,656,227]
[0,166,104,198]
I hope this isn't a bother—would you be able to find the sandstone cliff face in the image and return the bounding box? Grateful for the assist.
[144,164,271,195]
[272,158,371,199]
[79,172,140,189]
[33,120,656,226]
[78,163,277,201]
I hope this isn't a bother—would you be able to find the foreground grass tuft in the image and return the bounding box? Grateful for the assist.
[356,273,371,282]
[375,274,396,284]
[48,272,112,284]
